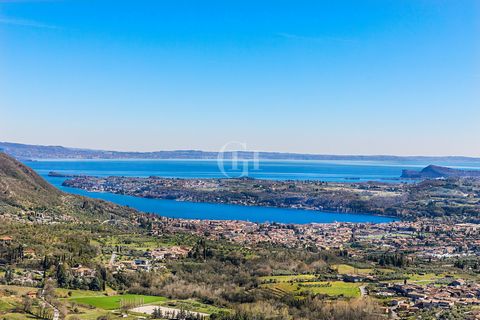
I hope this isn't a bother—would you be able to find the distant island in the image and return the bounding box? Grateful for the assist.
[2,141,480,162]
[402,165,480,179]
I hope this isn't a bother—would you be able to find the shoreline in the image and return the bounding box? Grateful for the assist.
[57,187,398,225]
[87,188,401,220]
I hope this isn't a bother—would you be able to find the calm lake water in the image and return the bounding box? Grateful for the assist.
[24,159,480,224]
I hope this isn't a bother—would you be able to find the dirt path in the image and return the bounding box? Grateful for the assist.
[39,289,59,320]
[131,305,208,318]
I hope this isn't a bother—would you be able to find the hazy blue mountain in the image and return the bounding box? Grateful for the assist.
[1,141,480,162]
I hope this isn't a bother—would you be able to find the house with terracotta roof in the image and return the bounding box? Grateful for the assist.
[0,236,13,245]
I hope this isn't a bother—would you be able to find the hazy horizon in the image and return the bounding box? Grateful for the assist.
[3,140,480,159]
[2,1,479,156]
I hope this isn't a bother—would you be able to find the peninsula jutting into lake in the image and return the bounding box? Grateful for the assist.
[401,165,480,179]
[58,167,480,221]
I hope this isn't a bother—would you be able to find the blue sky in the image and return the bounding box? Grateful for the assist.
[1,0,479,155]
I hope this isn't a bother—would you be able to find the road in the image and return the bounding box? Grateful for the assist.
[109,252,116,266]
[39,289,59,320]
[359,285,367,296]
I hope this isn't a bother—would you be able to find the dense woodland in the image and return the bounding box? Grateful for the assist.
[0,222,388,320]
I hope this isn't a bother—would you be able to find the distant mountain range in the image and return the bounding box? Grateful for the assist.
[1,141,480,162]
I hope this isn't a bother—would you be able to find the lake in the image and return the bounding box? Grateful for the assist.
[24,159,480,224]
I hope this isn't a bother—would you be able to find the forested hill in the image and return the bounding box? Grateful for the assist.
[0,152,137,223]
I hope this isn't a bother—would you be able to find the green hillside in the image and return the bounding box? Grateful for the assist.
[0,152,136,222]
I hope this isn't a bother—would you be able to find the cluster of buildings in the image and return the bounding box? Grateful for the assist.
[148,216,480,261]
[145,246,190,260]
[142,215,480,313]
[107,245,191,273]
[0,209,75,224]
[351,221,480,260]
[149,217,356,249]
[376,280,480,316]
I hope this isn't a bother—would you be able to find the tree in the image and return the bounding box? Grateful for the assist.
[43,279,56,302]
[89,276,102,291]
[99,267,107,291]
[152,307,164,319]
[21,295,33,313]
[4,267,13,284]
[56,263,71,288]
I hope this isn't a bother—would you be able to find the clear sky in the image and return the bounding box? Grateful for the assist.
[1,1,479,156]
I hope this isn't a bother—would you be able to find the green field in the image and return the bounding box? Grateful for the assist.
[0,313,37,319]
[65,306,113,320]
[0,299,13,313]
[56,288,111,298]
[262,281,362,298]
[260,274,317,283]
[158,299,229,314]
[69,294,168,310]
[0,285,37,296]
[332,264,394,275]
[332,264,373,275]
